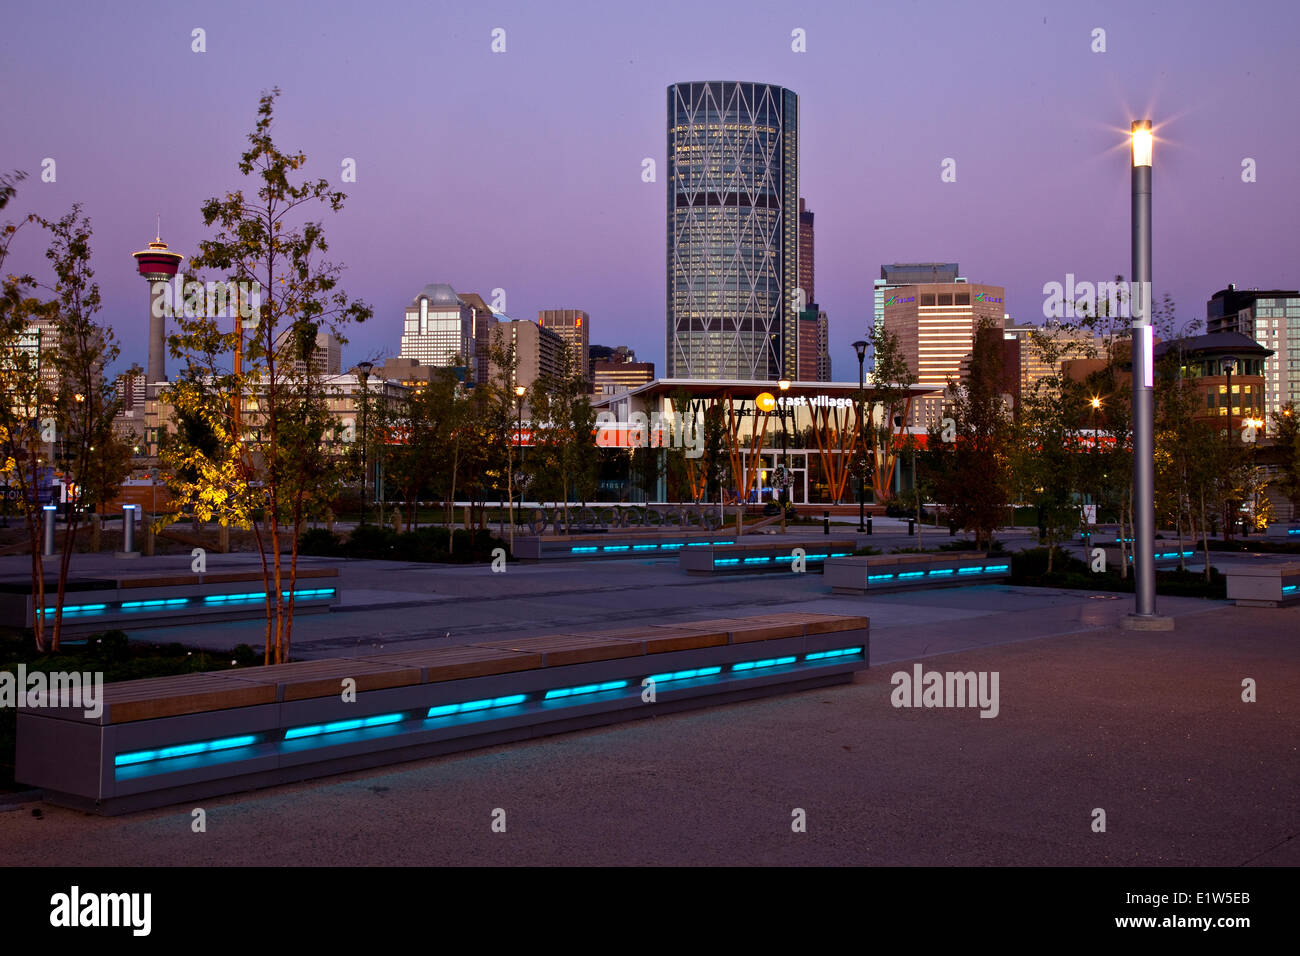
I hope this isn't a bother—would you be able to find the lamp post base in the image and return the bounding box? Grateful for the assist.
[1119,613,1174,632]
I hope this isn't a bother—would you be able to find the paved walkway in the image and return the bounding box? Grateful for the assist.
[1,545,1294,865]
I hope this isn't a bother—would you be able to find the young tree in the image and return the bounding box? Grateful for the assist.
[528,343,596,530]
[924,318,1013,551]
[1011,322,1093,572]
[864,324,917,503]
[162,89,371,664]
[35,207,133,649]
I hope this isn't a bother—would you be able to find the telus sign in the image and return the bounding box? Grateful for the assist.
[883,295,916,306]
[974,292,1003,304]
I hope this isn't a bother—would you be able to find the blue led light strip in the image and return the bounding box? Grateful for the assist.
[115,733,259,767]
[804,646,864,661]
[284,712,405,740]
[544,680,628,700]
[646,666,723,683]
[732,656,797,672]
[427,694,527,718]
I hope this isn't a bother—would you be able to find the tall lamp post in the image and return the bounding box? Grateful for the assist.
[852,340,869,532]
[356,361,372,526]
[513,385,525,548]
[1127,119,1168,628]
[778,378,790,531]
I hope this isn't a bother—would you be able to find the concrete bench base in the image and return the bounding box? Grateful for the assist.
[17,616,868,814]
[678,540,862,574]
[3,568,340,635]
[825,554,1010,593]
[514,531,737,561]
[1225,563,1300,608]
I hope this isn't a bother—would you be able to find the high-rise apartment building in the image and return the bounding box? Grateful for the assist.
[274,329,342,377]
[488,320,567,394]
[1206,284,1300,422]
[537,309,589,376]
[882,282,1005,427]
[873,263,961,339]
[400,283,476,373]
[667,81,799,380]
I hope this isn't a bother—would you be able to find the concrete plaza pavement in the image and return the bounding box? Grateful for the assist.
[0,536,1296,866]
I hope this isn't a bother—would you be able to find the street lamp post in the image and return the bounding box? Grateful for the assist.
[356,361,372,526]
[778,378,790,532]
[513,385,525,549]
[852,340,869,532]
[1127,119,1168,628]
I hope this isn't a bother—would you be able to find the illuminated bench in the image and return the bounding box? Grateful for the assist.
[1224,563,1300,607]
[824,553,1011,593]
[15,612,869,814]
[1100,546,1197,570]
[3,568,339,636]
[513,530,737,561]
[678,540,859,574]
[1265,524,1300,540]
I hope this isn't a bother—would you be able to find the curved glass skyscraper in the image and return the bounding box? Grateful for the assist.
[667,81,799,380]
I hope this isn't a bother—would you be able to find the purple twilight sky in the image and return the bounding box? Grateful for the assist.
[3,0,1298,380]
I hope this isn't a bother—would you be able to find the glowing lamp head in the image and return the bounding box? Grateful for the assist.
[1131,120,1153,167]
[1090,397,1102,410]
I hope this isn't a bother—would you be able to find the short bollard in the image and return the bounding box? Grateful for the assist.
[823,511,830,535]
[42,505,56,556]
[866,516,872,535]
[122,505,136,554]
[908,518,915,535]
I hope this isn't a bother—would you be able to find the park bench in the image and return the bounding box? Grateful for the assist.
[824,553,1011,593]
[15,611,869,814]
[677,539,862,574]
[1,568,340,635]
[1223,563,1300,607]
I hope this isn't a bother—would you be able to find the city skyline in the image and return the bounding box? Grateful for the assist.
[3,0,1298,382]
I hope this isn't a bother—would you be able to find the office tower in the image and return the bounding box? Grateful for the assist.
[667,81,799,380]
[797,309,820,381]
[882,282,1004,427]
[274,328,341,377]
[459,292,497,385]
[1002,319,1100,405]
[593,354,655,397]
[132,234,184,394]
[873,263,961,339]
[1207,284,1300,422]
[537,309,589,377]
[816,309,831,381]
[400,283,476,373]
[798,198,814,307]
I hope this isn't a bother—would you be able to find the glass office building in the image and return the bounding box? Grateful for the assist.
[667,81,798,380]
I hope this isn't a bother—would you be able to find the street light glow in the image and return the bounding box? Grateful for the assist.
[1131,120,1153,167]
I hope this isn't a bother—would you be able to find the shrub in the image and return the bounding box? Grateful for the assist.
[299,528,342,556]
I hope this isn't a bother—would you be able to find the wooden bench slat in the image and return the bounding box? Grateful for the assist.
[359,645,547,683]
[472,634,645,666]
